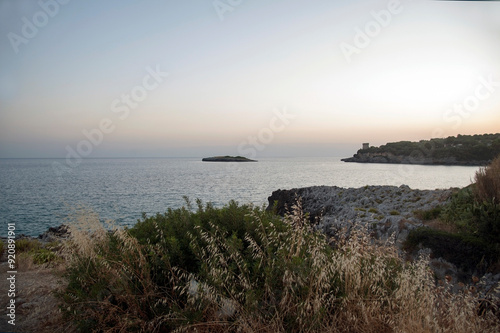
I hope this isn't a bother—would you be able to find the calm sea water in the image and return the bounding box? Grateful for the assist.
[0,157,480,236]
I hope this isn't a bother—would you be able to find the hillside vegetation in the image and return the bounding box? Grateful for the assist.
[343,133,500,165]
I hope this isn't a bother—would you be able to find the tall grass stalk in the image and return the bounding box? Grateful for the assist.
[474,154,500,205]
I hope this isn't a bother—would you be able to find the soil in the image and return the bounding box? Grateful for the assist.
[0,248,74,333]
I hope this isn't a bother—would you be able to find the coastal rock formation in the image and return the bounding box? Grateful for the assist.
[38,224,70,242]
[341,153,484,166]
[267,185,454,243]
[267,185,500,292]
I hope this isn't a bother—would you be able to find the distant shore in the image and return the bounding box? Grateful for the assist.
[341,154,488,166]
[342,133,499,166]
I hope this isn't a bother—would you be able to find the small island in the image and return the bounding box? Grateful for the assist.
[202,155,257,162]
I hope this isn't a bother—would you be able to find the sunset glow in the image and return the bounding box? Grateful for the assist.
[1,0,499,158]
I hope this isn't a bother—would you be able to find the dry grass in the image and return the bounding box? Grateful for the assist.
[59,204,500,332]
[423,218,458,234]
[15,238,42,252]
[0,239,74,332]
[16,251,38,271]
[474,154,500,204]
[61,206,180,332]
[13,238,62,271]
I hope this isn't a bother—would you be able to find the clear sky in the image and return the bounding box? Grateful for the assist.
[1,0,499,158]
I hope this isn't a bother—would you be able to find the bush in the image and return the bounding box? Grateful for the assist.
[410,158,500,277]
[441,186,475,230]
[59,203,500,332]
[404,227,498,277]
[14,238,61,267]
[414,206,442,220]
[16,238,42,252]
[474,154,500,205]
[32,248,60,265]
[441,185,500,245]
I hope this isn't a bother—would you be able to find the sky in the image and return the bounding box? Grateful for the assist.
[0,0,499,158]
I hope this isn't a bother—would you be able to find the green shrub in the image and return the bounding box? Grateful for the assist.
[389,210,400,216]
[404,227,498,277]
[441,187,475,231]
[407,158,500,281]
[441,186,500,244]
[129,199,276,277]
[13,238,61,266]
[414,206,442,220]
[16,238,42,252]
[31,248,60,265]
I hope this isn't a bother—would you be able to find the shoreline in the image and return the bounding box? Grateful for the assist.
[4,184,458,241]
[341,156,489,166]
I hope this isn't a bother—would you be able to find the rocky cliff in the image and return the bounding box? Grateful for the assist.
[267,185,454,243]
[341,152,484,166]
[267,185,500,292]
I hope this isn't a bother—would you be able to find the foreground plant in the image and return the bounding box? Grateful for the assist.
[406,155,500,278]
[59,202,500,332]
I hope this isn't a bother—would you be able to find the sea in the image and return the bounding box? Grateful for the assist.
[0,157,481,237]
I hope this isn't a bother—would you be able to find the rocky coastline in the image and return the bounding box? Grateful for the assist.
[341,152,487,166]
[267,184,454,243]
[267,184,500,294]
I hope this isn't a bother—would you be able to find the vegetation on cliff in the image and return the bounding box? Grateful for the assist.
[405,155,500,277]
[343,133,500,165]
